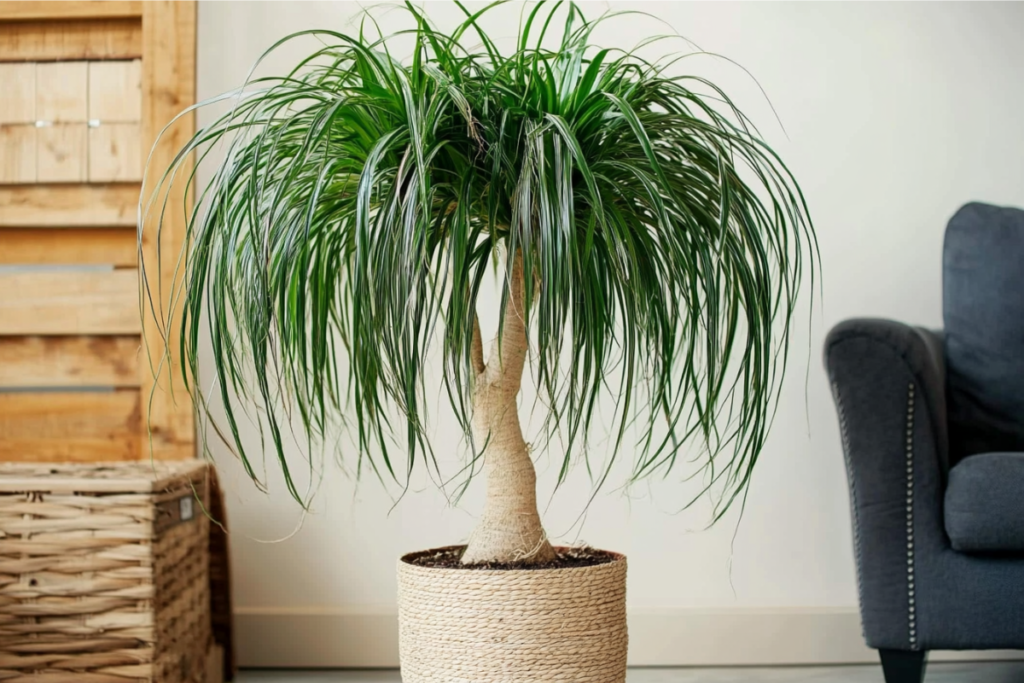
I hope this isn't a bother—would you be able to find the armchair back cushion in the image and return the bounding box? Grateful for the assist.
[943,202,1024,462]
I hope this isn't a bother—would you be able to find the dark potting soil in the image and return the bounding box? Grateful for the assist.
[404,545,619,570]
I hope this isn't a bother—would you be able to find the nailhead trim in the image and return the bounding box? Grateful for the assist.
[905,383,918,649]
[832,382,867,635]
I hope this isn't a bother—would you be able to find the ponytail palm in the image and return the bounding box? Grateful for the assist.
[143,2,817,565]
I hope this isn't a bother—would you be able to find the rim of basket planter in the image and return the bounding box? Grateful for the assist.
[399,545,626,571]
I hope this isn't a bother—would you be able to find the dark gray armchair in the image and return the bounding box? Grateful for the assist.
[825,202,1024,683]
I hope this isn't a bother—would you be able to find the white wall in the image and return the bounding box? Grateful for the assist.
[196,1,1024,666]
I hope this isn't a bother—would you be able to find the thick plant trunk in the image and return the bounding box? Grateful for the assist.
[460,377,557,565]
[460,253,556,566]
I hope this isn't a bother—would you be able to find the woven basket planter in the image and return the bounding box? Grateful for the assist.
[0,462,219,683]
[397,546,627,683]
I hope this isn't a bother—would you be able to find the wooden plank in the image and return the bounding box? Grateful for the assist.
[36,61,88,121]
[89,60,141,122]
[140,0,196,461]
[0,184,138,227]
[0,125,37,184]
[0,270,140,335]
[38,123,88,183]
[89,123,141,182]
[0,19,141,62]
[0,63,35,122]
[0,2,142,21]
[0,336,140,388]
[0,228,137,266]
[0,391,140,462]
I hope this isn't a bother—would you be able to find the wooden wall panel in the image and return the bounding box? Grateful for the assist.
[0,63,35,121]
[89,123,141,182]
[0,184,138,227]
[0,336,140,388]
[36,61,88,121]
[0,391,141,462]
[89,59,141,121]
[139,1,197,461]
[0,228,137,266]
[0,126,37,184]
[0,19,142,62]
[0,2,142,21]
[0,0,195,464]
[1,60,142,184]
[0,270,140,335]
[38,124,88,182]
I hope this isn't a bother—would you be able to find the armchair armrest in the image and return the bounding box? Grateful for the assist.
[824,318,948,650]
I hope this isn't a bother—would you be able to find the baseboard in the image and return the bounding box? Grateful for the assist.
[234,607,1023,668]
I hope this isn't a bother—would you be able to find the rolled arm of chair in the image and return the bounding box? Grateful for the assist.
[824,318,948,650]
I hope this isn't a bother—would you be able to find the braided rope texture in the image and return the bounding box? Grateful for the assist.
[0,462,218,683]
[398,546,628,682]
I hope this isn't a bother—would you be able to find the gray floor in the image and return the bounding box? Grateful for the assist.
[239,662,1024,682]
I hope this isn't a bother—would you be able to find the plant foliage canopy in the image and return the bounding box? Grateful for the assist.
[142,1,818,518]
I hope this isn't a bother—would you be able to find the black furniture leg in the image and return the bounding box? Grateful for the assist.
[879,649,927,683]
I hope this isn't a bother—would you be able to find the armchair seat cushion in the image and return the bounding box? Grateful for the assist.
[945,452,1024,552]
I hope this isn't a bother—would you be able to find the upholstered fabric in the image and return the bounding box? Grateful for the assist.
[945,452,1024,553]
[824,203,1024,654]
[826,319,1024,651]
[944,202,1024,462]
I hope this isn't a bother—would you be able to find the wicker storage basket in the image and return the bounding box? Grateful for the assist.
[206,470,234,682]
[397,546,628,683]
[0,462,217,683]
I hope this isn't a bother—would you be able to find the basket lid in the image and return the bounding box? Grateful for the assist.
[0,461,209,493]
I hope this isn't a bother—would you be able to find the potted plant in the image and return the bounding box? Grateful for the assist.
[142,2,817,680]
